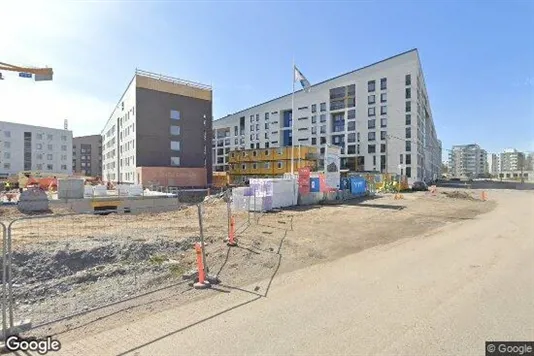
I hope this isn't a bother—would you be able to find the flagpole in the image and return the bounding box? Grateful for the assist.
[291,59,295,176]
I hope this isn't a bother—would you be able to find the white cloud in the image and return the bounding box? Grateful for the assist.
[0,1,119,137]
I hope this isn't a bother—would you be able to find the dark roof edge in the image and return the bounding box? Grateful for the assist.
[215,48,418,121]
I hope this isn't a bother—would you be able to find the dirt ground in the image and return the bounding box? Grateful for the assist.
[1,187,496,342]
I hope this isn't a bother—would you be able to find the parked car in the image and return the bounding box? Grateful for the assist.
[411,181,428,191]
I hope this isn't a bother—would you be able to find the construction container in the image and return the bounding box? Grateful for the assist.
[57,178,85,199]
[93,185,108,197]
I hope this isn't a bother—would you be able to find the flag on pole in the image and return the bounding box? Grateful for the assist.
[294,66,311,91]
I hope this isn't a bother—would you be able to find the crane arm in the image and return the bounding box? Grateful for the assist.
[0,62,53,76]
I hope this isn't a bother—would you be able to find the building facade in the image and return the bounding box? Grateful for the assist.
[487,153,499,175]
[498,148,524,172]
[73,135,102,177]
[449,144,487,178]
[101,69,213,185]
[0,121,73,178]
[212,49,441,184]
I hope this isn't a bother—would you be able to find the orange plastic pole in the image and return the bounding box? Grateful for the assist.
[195,242,205,283]
[228,216,237,246]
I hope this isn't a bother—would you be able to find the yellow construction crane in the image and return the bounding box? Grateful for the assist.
[0,61,53,81]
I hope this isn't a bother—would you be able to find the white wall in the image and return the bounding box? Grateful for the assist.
[213,49,440,183]
[0,121,73,176]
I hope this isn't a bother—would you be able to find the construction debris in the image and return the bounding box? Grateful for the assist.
[441,190,476,200]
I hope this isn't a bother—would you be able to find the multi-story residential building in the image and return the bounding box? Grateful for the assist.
[498,148,524,172]
[101,69,213,185]
[0,121,72,178]
[212,49,441,184]
[449,144,487,178]
[487,153,499,175]
[73,135,102,177]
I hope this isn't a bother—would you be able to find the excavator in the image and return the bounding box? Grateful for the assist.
[0,61,53,81]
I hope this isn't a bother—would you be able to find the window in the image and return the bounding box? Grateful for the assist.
[348,109,356,119]
[61,165,67,170]
[406,154,411,164]
[4,152,10,159]
[255,133,259,140]
[36,163,43,170]
[265,122,269,129]
[255,124,259,131]
[405,140,411,152]
[61,154,67,160]
[250,125,254,131]
[277,161,283,169]
[311,127,317,134]
[37,133,43,140]
[348,121,356,131]
[47,154,53,160]
[311,137,317,145]
[348,133,356,143]
[311,116,317,124]
[405,114,411,125]
[405,88,411,99]
[405,74,411,86]
[320,136,326,144]
[380,118,387,128]
[368,132,376,141]
[61,135,67,141]
[311,104,317,113]
[61,145,67,151]
[380,93,387,103]
[37,153,43,160]
[405,127,411,139]
[252,163,257,169]
[368,107,376,117]
[380,106,387,115]
[250,134,254,140]
[406,101,411,112]
[47,164,53,170]
[170,125,181,135]
[4,131,10,138]
[3,141,10,149]
[320,102,326,112]
[256,114,259,121]
[47,144,53,150]
[3,163,10,169]
[170,110,181,120]
[406,166,411,178]
[171,141,180,151]
[380,144,386,153]
[320,114,326,123]
[250,115,254,123]
[368,144,376,154]
[368,119,376,129]
[368,80,376,92]
[320,125,326,134]
[47,134,53,140]
[380,78,387,90]
[265,132,268,139]
[373,156,376,166]
[265,112,269,120]
[347,97,356,108]
[368,95,376,105]
[381,131,387,140]
[400,154,403,164]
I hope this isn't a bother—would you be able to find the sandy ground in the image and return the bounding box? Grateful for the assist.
[2,187,496,342]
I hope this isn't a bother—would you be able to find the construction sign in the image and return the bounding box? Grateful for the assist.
[298,167,311,195]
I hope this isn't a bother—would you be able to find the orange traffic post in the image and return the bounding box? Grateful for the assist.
[227,216,237,246]
[481,191,487,201]
[193,242,210,289]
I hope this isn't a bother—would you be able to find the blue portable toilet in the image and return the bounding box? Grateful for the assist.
[310,177,320,192]
[350,177,367,196]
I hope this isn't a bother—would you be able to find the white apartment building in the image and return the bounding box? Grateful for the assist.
[487,153,499,175]
[212,49,441,183]
[0,121,73,177]
[449,144,487,178]
[498,148,524,172]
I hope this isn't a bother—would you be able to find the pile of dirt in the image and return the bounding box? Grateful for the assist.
[441,191,476,200]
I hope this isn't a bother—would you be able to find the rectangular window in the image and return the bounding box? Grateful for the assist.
[380,78,387,90]
[368,119,376,129]
[37,133,43,140]
[255,133,259,140]
[264,122,269,130]
[265,112,269,120]
[3,163,10,169]
[4,152,10,159]
[406,154,411,164]
[381,131,387,140]
[256,114,259,121]
[61,135,67,141]
[171,141,181,151]
[348,121,356,131]
[405,74,411,86]
[47,164,53,170]
[4,131,10,138]
[170,110,181,120]
[265,132,268,139]
[61,154,67,160]
[373,156,376,166]
[37,153,43,160]
[4,141,10,148]
[61,164,67,170]
[320,102,326,112]
[368,132,376,141]
[405,140,411,152]
[406,166,411,178]
[405,88,411,99]
[250,125,254,131]
[405,114,411,125]
[320,125,326,134]
[380,106,387,115]
[348,133,356,143]
[311,104,317,113]
[320,114,326,123]
[380,118,387,128]
[37,163,43,170]
[400,154,403,164]
[368,95,375,105]
[368,144,376,154]
[61,145,67,151]
[405,101,411,112]
[380,144,386,153]
[405,127,411,139]
[311,116,317,124]
[347,84,356,96]
[170,125,181,135]
[347,97,356,108]
[380,93,387,103]
[311,137,317,145]
[47,154,53,160]
[311,127,317,134]
[368,107,376,117]
[250,115,254,123]
[256,124,259,130]
[368,80,376,92]
[347,109,356,119]
[320,136,326,144]
[169,157,180,166]
[47,144,53,150]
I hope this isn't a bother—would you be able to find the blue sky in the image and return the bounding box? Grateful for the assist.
[1,0,533,159]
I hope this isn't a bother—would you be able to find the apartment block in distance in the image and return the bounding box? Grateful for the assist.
[73,135,102,177]
[101,69,213,187]
[498,148,525,172]
[212,49,441,184]
[448,144,487,178]
[0,121,73,178]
